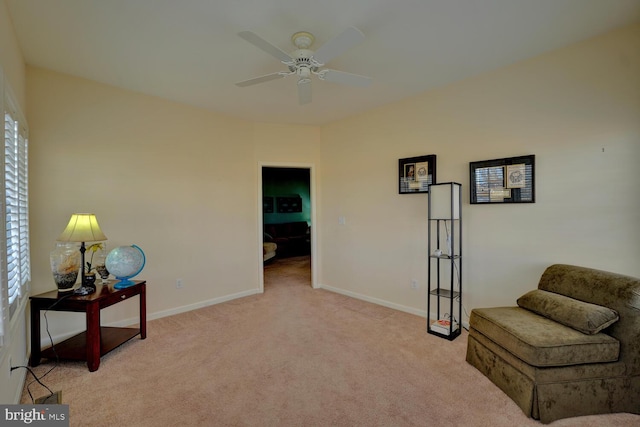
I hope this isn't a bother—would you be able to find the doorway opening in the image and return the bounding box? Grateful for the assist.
[257,162,317,293]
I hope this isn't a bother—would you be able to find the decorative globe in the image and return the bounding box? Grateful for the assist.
[105,245,146,289]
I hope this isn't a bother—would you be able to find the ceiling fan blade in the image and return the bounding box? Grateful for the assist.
[235,72,285,87]
[319,69,372,87]
[312,27,365,65]
[298,79,312,105]
[238,31,294,63]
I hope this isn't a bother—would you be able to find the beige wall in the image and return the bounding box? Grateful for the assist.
[0,0,24,109]
[26,68,321,337]
[319,24,640,316]
[0,0,27,404]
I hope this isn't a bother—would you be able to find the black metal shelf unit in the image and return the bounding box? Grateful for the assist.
[427,182,462,340]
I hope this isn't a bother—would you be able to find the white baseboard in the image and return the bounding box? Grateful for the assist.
[318,283,470,330]
[112,288,262,326]
[318,283,428,317]
[11,357,28,404]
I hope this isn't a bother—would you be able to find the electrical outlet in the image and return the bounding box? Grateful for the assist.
[411,279,419,290]
[176,279,184,289]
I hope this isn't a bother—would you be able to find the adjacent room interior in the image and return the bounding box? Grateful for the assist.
[262,166,312,288]
[0,1,639,425]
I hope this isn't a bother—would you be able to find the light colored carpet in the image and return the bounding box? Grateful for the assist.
[22,255,640,426]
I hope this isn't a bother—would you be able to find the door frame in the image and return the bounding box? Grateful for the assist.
[257,161,318,293]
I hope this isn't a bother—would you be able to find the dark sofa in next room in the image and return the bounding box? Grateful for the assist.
[264,222,310,258]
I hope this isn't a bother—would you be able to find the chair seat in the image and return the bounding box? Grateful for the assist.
[263,242,277,262]
[470,307,619,367]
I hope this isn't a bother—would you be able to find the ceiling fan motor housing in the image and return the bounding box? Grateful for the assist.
[288,49,318,72]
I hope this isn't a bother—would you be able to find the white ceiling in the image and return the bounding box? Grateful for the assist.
[6,0,640,125]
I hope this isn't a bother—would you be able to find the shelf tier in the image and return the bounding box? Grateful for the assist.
[41,327,140,362]
[429,254,461,259]
[429,288,460,299]
[427,327,461,341]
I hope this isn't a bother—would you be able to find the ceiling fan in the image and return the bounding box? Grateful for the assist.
[235,27,372,105]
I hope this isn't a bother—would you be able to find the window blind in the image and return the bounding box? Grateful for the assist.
[1,83,30,343]
[4,108,19,314]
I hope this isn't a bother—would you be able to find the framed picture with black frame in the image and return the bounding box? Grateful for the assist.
[276,195,303,213]
[469,154,535,204]
[263,196,274,213]
[398,154,437,194]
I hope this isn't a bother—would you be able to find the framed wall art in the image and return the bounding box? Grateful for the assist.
[263,196,274,213]
[469,155,535,204]
[398,154,436,194]
[276,195,303,213]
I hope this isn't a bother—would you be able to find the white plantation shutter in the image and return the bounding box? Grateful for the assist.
[0,74,30,345]
[5,108,29,314]
[4,108,19,311]
[18,128,30,298]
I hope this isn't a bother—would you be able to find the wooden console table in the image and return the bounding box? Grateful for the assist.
[30,280,146,372]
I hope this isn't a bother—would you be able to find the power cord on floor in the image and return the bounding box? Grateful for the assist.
[12,293,72,403]
[450,250,470,330]
[455,294,471,331]
[10,365,55,403]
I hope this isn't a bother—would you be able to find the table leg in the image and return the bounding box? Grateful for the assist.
[86,302,101,372]
[140,283,147,339]
[29,302,42,367]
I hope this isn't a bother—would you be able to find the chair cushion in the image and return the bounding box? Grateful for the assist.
[470,307,620,367]
[517,289,619,334]
[263,242,277,253]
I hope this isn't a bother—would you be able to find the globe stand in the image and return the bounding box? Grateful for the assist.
[114,277,136,289]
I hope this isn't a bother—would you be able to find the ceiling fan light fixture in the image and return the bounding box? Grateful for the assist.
[297,67,311,78]
[291,31,314,49]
